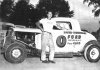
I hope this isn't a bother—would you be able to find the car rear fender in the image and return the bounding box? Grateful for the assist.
[82,40,100,52]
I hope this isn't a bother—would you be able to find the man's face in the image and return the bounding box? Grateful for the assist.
[47,12,52,19]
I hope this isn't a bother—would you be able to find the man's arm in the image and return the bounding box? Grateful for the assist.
[36,22,44,32]
[55,23,62,29]
[52,19,62,29]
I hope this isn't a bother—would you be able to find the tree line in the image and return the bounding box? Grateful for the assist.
[0,0,74,28]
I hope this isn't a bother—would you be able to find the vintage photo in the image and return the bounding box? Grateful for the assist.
[0,0,100,70]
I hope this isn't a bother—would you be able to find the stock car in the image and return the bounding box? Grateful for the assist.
[1,17,100,63]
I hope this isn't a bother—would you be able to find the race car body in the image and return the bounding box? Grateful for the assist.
[35,17,96,53]
[1,17,100,63]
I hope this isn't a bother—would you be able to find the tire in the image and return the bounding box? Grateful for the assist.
[1,39,4,46]
[56,35,66,48]
[4,42,27,63]
[84,44,100,63]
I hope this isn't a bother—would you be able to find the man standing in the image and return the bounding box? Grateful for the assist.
[36,11,55,63]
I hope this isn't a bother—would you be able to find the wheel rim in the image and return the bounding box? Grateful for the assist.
[12,49,21,58]
[90,47,99,60]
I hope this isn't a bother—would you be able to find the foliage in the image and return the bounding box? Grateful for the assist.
[0,0,74,27]
[0,0,37,27]
[0,0,14,21]
[36,0,74,18]
[10,0,35,27]
[83,0,100,17]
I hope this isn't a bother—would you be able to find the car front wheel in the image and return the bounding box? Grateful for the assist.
[4,42,27,63]
[84,45,100,62]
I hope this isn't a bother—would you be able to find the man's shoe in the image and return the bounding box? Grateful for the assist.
[48,60,55,63]
[42,60,49,63]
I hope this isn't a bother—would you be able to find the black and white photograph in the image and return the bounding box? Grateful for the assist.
[0,0,100,70]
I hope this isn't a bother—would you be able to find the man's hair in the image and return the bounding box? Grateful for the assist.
[45,11,56,17]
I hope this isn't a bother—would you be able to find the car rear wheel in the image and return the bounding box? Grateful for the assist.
[4,42,27,63]
[84,45,100,62]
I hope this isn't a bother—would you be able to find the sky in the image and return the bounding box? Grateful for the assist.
[29,0,100,32]
[67,0,100,32]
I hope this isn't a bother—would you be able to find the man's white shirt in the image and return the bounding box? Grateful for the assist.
[39,18,56,33]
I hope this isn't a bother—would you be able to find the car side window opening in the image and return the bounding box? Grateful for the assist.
[53,21,72,30]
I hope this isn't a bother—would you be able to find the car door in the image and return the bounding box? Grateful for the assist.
[52,21,74,53]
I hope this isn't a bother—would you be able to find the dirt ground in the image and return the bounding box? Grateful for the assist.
[0,54,99,70]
